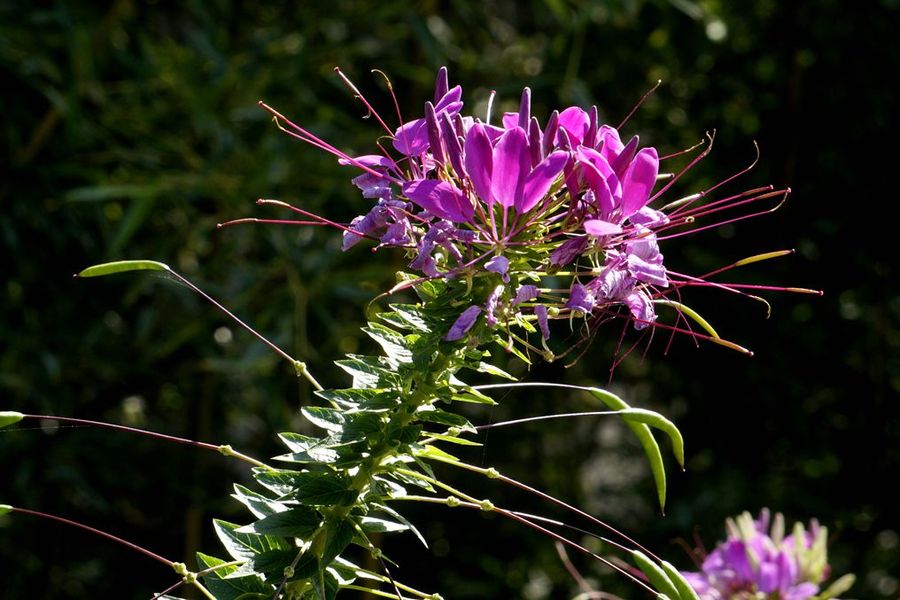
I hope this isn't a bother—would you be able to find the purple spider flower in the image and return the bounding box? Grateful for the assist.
[243,65,809,356]
[682,510,844,600]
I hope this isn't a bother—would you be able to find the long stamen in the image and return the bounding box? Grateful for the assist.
[618,79,662,129]
[258,101,398,182]
[656,189,790,242]
[334,67,394,135]
[649,130,715,203]
[255,198,377,241]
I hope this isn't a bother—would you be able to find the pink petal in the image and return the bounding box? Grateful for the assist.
[621,147,659,217]
[518,151,568,213]
[402,179,472,222]
[583,219,623,236]
[501,112,519,130]
[557,106,590,144]
[491,127,530,208]
[464,123,494,205]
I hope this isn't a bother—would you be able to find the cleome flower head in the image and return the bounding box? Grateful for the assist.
[237,67,817,361]
[681,509,853,600]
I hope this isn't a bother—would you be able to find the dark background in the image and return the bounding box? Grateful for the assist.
[2,1,898,598]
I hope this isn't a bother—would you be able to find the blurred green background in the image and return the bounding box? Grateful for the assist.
[2,0,898,598]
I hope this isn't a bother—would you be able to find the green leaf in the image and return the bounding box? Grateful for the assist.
[632,550,680,600]
[381,304,432,332]
[336,355,402,389]
[301,407,347,433]
[591,388,668,511]
[0,412,24,429]
[196,552,271,600]
[659,560,702,600]
[253,468,306,496]
[276,433,341,464]
[236,507,321,538]
[231,484,286,519]
[617,409,685,468]
[359,516,409,534]
[363,323,413,364]
[370,503,428,548]
[470,361,517,380]
[315,388,399,410]
[76,260,170,278]
[293,473,358,506]
[425,432,482,446]
[415,405,471,428]
[0,504,13,516]
[415,444,460,463]
[321,517,356,566]
[213,520,291,561]
[310,568,340,600]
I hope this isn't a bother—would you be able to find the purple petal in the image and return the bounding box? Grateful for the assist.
[528,117,544,167]
[566,283,595,313]
[534,304,550,339]
[402,179,472,222]
[518,151,568,213]
[464,123,494,205]
[485,255,510,282]
[513,284,540,306]
[624,291,655,330]
[485,284,504,326]
[611,134,640,178]
[585,105,599,148]
[434,85,463,113]
[491,127,531,208]
[501,112,519,130]
[393,118,429,155]
[434,66,449,103]
[424,102,445,164]
[595,265,633,300]
[550,235,589,266]
[557,106,590,145]
[629,206,670,227]
[440,112,465,176]
[785,583,820,600]
[351,172,393,200]
[584,219,623,236]
[542,110,559,156]
[577,147,620,217]
[338,154,396,169]
[380,221,409,246]
[444,305,482,341]
[597,125,624,161]
[518,87,531,130]
[621,147,659,217]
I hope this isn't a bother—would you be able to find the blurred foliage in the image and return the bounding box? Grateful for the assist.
[1,0,898,598]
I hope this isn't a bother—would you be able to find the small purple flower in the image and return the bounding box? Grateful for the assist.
[534,304,550,340]
[549,236,589,267]
[513,284,540,306]
[485,255,510,282]
[484,285,504,326]
[444,305,482,341]
[566,283,596,313]
[681,510,841,600]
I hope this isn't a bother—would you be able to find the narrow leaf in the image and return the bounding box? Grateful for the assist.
[0,412,23,429]
[236,507,321,538]
[76,260,170,278]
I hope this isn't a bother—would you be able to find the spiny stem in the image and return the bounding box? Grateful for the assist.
[20,414,272,470]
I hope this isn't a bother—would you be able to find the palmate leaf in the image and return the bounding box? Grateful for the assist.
[292,473,359,507]
[231,484,287,519]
